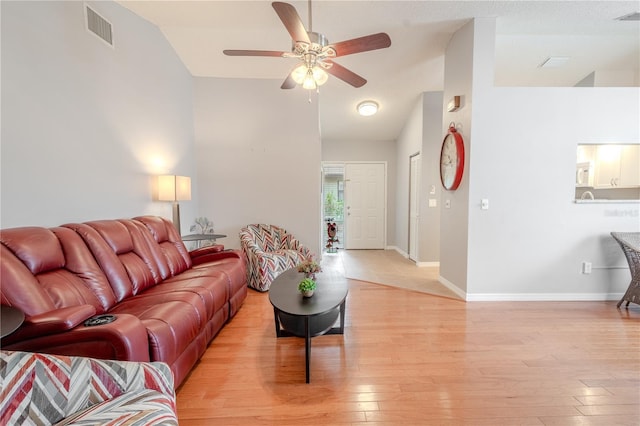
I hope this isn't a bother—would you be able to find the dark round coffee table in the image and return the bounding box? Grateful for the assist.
[1,305,25,338]
[269,268,348,383]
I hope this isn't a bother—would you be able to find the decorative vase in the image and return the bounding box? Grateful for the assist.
[302,290,314,298]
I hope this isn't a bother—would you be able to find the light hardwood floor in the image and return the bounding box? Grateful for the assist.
[339,249,460,299]
[176,250,640,425]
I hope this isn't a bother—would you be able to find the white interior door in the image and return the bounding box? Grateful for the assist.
[409,153,420,261]
[344,163,386,249]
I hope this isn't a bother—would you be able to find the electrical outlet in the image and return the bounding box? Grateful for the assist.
[582,261,592,274]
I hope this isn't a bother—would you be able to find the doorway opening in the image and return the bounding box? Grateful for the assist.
[322,164,345,252]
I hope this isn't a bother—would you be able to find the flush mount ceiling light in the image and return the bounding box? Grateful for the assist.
[539,56,570,68]
[357,101,379,116]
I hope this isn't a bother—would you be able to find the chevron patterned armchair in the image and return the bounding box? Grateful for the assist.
[0,350,177,426]
[239,224,313,291]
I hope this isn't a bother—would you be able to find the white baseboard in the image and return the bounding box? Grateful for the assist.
[437,276,622,302]
[466,293,624,302]
[438,276,467,300]
[387,246,439,267]
[388,246,408,258]
[416,261,439,268]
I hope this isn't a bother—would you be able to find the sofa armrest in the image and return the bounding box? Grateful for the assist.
[0,350,176,425]
[239,233,264,251]
[190,248,242,266]
[279,234,312,259]
[5,304,96,342]
[2,313,151,362]
[279,232,296,249]
[189,244,224,258]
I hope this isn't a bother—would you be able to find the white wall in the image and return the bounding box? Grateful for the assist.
[322,138,397,246]
[1,1,195,229]
[439,20,476,293]
[394,92,444,263]
[419,92,443,264]
[395,97,423,254]
[468,87,640,300]
[442,18,640,300]
[193,77,321,254]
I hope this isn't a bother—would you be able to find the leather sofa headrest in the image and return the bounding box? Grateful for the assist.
[0,227,65,274]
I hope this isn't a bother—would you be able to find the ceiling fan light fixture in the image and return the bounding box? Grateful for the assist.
[302,72,318,90]
[312,66,328,86]
[357,101,378,116]
[291,64,308,85]
[224,2,391,91]
[292,64,328,90]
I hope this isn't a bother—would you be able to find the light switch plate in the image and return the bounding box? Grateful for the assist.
[429,199,437,207]
[481,199,489,210]
[445,199,451,209]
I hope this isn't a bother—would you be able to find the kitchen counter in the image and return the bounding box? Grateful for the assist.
[575,199,640,204]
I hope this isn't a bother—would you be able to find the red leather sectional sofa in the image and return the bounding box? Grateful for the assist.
[0,215,247,388]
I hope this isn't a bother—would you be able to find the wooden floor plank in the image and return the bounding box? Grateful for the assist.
[176,250,640,424]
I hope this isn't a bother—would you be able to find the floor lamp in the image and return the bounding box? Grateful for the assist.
[157,175,191,233]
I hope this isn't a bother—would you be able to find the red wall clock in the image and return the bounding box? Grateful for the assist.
[439,123,465,191]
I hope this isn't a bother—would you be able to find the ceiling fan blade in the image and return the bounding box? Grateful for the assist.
[281,73,296,90]
[223,50,287,57]
[329,33,391,57]
[272,2,310,43]
[325,61,367,88]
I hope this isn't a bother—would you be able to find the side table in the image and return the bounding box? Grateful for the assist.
[1,305,25,338]
[182,233,227,249]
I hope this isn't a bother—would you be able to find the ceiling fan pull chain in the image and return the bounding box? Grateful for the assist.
[308,0,312,32]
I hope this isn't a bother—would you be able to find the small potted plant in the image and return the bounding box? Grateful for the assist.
[298,277,317,298]
[190,217,215,234]
[297,259,322,279]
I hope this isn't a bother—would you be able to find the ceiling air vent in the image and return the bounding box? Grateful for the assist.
[85,4,113,47]
[615,12,640,21]
[539,57,570,68]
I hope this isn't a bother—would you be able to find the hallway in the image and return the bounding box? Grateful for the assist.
[326,249,461,300]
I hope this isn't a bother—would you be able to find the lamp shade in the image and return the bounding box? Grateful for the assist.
[158,175,191,201]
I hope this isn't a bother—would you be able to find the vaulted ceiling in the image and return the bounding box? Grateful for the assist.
[117,1,640,141]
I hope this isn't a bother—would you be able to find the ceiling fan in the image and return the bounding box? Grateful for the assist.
[223,1,391,90]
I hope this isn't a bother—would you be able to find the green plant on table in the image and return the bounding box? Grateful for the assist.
[298,278,317,293]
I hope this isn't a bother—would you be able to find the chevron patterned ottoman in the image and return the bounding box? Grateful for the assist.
[0,350,178,425]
